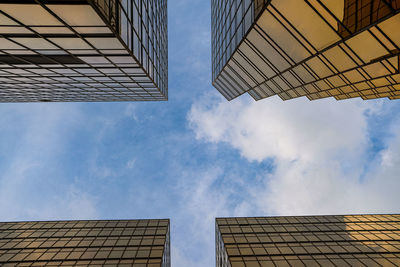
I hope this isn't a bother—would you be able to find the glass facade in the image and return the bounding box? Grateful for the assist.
[211,0,400,101]
[211,0,256,84]
[216,214,400,267]
[0,219,170,266]
[0,0,167,102]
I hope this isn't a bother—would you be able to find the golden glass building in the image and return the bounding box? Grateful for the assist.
[216,214,400,266]
[0,0,167,102]
[211,0,400,101]
[0,219,170,266]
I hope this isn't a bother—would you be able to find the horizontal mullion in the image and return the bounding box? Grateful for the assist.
[222,239,400,246]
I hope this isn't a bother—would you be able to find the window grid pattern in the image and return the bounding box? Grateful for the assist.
[216,214,400,267]
[211,0,258,84]
[0,219,170,267]
[0,0,167,102]
[211,0,400,102]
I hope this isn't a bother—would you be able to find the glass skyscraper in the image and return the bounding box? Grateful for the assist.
[0,0,167,102]
[0,219,170,266]
[216,214,400,266]
[211,0,400,101]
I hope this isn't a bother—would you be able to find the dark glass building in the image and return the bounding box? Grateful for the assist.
[211,0,400,101]
[0,219,170,266]
[0,0,167,102]
[216,214,400,266]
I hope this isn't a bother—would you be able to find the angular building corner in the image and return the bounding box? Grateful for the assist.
[0,219,170,266]
[211,0,400,102]
[216,214,400,267]
[0,0,167,102]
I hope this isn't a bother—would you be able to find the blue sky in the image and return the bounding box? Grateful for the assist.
[1,1,400,266]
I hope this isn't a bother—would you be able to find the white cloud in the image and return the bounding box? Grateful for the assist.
[189,94,374,163]
[188,93,400,216]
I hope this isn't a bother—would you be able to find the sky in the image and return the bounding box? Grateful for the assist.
[1,1,400,266]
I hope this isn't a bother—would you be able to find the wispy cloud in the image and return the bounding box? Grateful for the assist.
[0,103,98,221]
[171,167,235,267]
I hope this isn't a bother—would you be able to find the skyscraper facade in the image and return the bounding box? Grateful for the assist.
[216,214,400,267]
[0,219,170,266]
[211,0,400,101]
[0,0,167,102]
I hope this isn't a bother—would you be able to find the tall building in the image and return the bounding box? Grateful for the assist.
[216,214,400,267]
[0,0,167,102]
[211,0,400,101]
[0,219,170,266]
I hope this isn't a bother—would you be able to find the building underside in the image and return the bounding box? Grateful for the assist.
[216,214,400,267]
[212,0,400,101]
[0,0,167,102]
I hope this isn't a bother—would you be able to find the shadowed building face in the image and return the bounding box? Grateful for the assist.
[0,219,170,266]
[211,0,400,102]
[0,0,168,102]
[216,214,400,266]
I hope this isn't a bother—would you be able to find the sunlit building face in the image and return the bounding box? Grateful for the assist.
[0,0,167,102]
[211,0,400,101]
[0,219,171,266]
[216,214,400,267]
